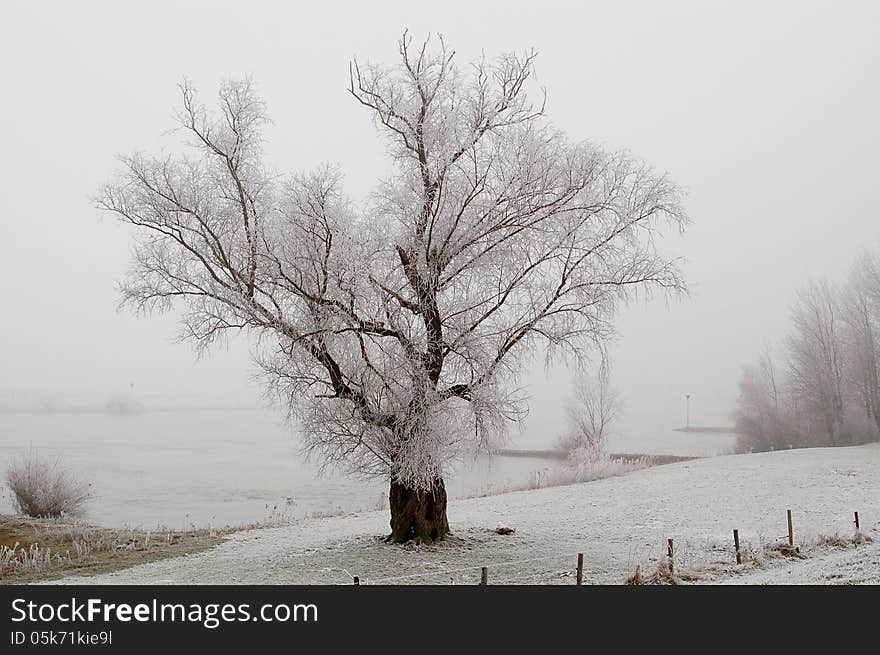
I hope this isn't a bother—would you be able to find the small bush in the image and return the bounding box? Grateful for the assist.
[5,450,94,518]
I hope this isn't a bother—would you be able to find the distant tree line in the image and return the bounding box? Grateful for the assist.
[734,249,880,452]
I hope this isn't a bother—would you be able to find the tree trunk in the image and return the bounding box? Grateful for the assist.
[387,477,450,544]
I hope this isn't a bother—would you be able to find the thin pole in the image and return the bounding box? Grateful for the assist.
[787,509,793,546]
[733,529,741,564]
[576,553,584,585]
[480,566,488,585]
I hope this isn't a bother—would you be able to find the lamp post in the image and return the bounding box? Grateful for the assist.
[685,394,691,429]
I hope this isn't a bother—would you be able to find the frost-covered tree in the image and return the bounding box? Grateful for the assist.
[557,365,622,461]
[98,34,687,543]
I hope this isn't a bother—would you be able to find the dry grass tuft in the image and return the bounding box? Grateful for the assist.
[0,515,222,583]
[624,560,678,585]
[816,531,874,549]
[816,533,851,548]
[769,542,807,559]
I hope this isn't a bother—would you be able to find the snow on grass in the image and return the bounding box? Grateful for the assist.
[45,443,880,585]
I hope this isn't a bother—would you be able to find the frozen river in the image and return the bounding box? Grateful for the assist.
[0,406,735,528]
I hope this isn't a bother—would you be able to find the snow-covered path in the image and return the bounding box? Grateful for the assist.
[51,444,880,585]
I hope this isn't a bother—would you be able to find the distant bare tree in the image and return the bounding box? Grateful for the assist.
[758,344,780,414]
[842,251,880,431]
[733,346,799,452]
[557,365,622,460]
[98,33,687,542]
[785,280,846,443]
[737,249,880,452]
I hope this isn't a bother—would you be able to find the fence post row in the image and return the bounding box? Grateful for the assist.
[356,511,868,584]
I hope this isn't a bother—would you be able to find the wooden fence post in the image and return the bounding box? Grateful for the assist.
[480,566,488,585]
[733,529,741,564]
[353,576,360,585]
[787,509,793,546]
[854,511,860,531]
[667,538,674,574]
[576,553,584,585]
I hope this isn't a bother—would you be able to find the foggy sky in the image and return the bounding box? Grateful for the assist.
[3,1,879,444]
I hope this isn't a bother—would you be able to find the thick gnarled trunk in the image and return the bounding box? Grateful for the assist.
[387,478,449,544]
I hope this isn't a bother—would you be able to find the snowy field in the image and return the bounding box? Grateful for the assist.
[50,443,880,585]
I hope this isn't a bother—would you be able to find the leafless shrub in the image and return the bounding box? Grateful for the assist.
[5,451,94,518]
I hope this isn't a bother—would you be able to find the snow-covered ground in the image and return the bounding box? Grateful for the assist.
[50,444,880,585]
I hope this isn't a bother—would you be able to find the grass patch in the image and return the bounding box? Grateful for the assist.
[0,515,224,584]
[0,501,298,584]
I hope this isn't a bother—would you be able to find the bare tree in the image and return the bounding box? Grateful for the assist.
[97,33,687,543]
[785,279,846,443]
[733,346,799,452]
[842,251,880,431]
[557,365,622,460]
[737,262,880,452]
[758,344,780,414]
